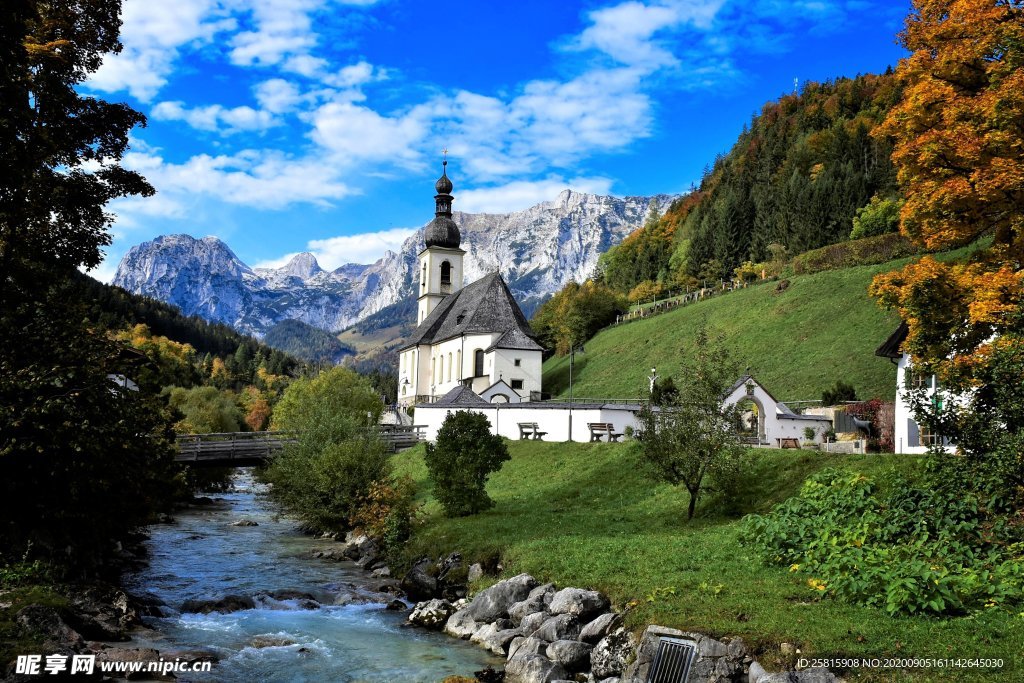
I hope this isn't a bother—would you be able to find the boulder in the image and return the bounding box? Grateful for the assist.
[481,628,525,656]
[443,607,478,639]
[580,612,620,644]
[591,627,637,679]
[436,552,463,583]
[532,614,581,642]
[470,620,516,654]
[465,573,538,622]
[622,626,749,683]
[385,599,406,611]
[508,583,556,626]
[408,599,456,630]
[468,563,484,583]
[400,563,438,602]
[505,653,569,683]
[250,635,296,648]
[546,639,593,672]
[549,588,610,621]
[179,594,255,614]
[229,519,258,526]
[507,636,548,660]
[16,605,84,653]
[519,610,550,634]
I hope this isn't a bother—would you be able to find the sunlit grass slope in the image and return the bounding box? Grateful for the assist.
[395,441,1020,681]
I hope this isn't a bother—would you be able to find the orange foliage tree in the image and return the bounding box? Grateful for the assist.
[870,0,1024,383]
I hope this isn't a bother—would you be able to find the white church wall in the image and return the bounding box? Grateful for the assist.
[415,404,643,443]
[723,380,830,446]
[490,348,543,400]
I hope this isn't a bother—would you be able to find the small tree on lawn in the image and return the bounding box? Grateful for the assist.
[638,322,744,520]
[425,411,510,517]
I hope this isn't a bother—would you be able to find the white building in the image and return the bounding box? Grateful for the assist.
[876,323,956,454]
[722,375,831,447]
[398,162,544,406]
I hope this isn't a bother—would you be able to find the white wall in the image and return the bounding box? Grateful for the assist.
[490,348,543,399]
[723,380,830,445]
[414,404,643,443]
[893,353,958,454]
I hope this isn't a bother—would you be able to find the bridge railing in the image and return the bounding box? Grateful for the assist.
[174,427,426,463]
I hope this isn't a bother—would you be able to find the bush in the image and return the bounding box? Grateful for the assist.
[425,411,510,517]
[791,233,919,275]
[263,367,388,532]
[739,469,1024,616]
[350,475,422,563]
[821,380,857,406]
[850,196,903,240]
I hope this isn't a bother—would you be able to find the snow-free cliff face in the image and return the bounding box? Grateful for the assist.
[113,190,674,338]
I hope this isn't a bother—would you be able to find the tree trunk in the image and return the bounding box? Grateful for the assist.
[686,489,697,520]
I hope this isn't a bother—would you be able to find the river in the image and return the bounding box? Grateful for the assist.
[123,471,498,682]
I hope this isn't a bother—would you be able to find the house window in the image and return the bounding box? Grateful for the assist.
[920,424,945,447]
[908,372,932,390]
[514,358,521,367]
[511,379,524,390]
[474,349,485,377]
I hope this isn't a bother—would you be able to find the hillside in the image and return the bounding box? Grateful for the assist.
[396,441,1016,681]
[264,319,355,365]
[542,258,907,403]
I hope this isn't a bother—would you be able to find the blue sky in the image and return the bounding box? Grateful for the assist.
[85,0,910,281]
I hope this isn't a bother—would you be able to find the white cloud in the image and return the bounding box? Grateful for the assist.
[254,227,418,270]
[152,101,279,134]
[124,149,354,209]
[88,0,234,101]
[456,176,614,213]
[254,79,304,113]
[311,101,429,164]
[324,60,388,88]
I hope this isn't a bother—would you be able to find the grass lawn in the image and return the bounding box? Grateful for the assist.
[395,440,1021,682]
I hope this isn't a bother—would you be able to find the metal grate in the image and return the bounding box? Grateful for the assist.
[647,637,698,683]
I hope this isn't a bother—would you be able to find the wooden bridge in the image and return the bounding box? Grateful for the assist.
[174,426,426,467]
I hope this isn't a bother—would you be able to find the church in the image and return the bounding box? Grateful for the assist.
[397,162,544,406]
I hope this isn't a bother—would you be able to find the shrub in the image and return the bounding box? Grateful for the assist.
[425,411,510,517]
[850,195,903,240]
[350,475,422,563]
[821,380,857,406]
[739,469,1024,616]
[791,233,919,275]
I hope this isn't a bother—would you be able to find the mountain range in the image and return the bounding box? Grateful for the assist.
[113,190,672,348]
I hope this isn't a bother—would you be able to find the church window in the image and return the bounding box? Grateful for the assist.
[431,356,435,379]
[514,358,521,367]
[421,263,427,291]
[511,379,524,390]
[447,353,453,382]
[474,349,485,377]
[456,350,462,378]
[440,261,452,285]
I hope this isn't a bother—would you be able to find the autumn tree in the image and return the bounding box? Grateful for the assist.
[870,1,1024,508]
[870,0,1024,377]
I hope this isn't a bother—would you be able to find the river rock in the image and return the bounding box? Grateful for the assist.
[622,626,749,683]
[533,614,581,642]
[436,552,463,581]
[470,620,515,653]
[548,587,610,621]
[466,573,538,622]
[180,594,255,614]
[443,607,478,639]
[386,599,406,610]
[400,563,438,602]
[371,566,391,578]
[508,583,555,625]
[230,519,259,526]
[519,609,550,634]
[468,563,484,583]
[408,599,456,630]
[482,628,526,656]
[507,636,548,659]
[16,605,85,653]
[546,639,593,672]
[591,627,637,679]
[505,652,569,683]
[250,635,296,648]
[580,612,619,644]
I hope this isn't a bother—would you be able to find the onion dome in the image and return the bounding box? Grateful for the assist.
[425,158,461,249]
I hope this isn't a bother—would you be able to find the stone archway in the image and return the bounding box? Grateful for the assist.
[736,396,766,444]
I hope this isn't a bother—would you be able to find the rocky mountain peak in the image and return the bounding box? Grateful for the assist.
[279,252,322,280]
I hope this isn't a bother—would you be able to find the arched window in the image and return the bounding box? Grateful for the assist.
[474,349,485,377]
[447,353,452,382]
[456,350,462,379]
[440,260,452,286]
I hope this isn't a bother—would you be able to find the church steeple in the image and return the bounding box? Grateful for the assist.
[417,154,465,324]
[424,153,461,249]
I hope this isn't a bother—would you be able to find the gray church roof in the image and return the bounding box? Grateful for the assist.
[431,384,490,406]
[400,272,543,352]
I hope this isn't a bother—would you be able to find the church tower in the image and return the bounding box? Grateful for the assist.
[417,158,465,324]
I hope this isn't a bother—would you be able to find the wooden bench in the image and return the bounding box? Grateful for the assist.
[517,422,548,441]
[588,422,623,442]
[779,437,801,449]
